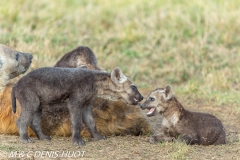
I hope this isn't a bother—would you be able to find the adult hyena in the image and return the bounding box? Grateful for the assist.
[0,44,32,90]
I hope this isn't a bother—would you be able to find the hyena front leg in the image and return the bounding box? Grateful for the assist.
[82,105,106,141]
[30,108,51,141]
[149,133,174,144]
[67,100,85,146]
[178,134,199,145]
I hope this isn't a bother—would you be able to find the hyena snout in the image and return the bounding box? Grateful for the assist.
[140,101,154,110]
[121,89,143,105]
[140,102,158,117]
[137,94,144,101]
[140,102,147,109]
[19,52,33,71]
[130,90,144,105]
[23,52,33,63]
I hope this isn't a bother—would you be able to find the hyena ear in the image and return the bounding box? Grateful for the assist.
[77,65,88,69]
[111,67,127,84]
[164,85,173,100]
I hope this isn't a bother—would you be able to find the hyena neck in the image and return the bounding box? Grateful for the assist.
[162,97,184,120]
[0,89,3,101]
[0,75,9,92]
[0,83,7,102]
[94,73,122,101]
[0,72,10,99]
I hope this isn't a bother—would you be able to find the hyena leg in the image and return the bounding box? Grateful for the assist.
[212,132,226,145]
[67,101,85,146]
[16,108,34,143]
[82,105,106,141]
[30,109,51,140]
[149,133,174,144]
[178,134,199,145]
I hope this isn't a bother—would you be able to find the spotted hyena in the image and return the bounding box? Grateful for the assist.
[141,85,226,145]
[12,66,143,146]
[0,44,32,90]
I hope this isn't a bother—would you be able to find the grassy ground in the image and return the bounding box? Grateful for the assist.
[0,0,240,159]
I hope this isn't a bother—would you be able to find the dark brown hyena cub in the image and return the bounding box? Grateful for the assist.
[141,85,226,145]
[12,67,143,146]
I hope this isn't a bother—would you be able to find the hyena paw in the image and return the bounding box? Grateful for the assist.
[21,137,33,143]
[72,138,86,146]
[149,136,157,144]
[39,135,51,141]
[93,135,106,141]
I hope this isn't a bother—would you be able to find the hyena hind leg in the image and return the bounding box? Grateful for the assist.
[82,106,106,141]
[178,134,199,145]
[16,110,34,143]
[30,109,51,140]
[212,132,226,145]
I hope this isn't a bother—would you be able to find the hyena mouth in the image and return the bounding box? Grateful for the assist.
[146,108,156,116]
[134,98,139,102]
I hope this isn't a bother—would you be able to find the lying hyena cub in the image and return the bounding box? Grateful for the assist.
[12,67,143,146]
[141,85,226,145]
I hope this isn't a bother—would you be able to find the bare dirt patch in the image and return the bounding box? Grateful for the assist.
[0,101,239,160]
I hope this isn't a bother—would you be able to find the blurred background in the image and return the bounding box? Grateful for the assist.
[0,0,239,106]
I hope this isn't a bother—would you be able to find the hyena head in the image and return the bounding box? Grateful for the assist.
[110,67,143,105]
[54,46,106,72]
[140,85,173,117]
[0,44,33,79]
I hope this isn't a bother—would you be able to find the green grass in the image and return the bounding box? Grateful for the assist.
[159,142,190,159]
[1,0,240,104]
[0,145,22,152]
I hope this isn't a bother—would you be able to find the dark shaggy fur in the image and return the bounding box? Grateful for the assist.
[0,46,152,138]
[141,85,226,145]
[54,46,104,71]
[12,67,143,146]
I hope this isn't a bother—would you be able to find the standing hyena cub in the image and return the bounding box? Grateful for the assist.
[141,85,226,145]
[12,67,143,146]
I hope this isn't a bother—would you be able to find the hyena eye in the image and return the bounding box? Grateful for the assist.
[15,53,19,61]
[149,97,155,101]
[131,85,137,90]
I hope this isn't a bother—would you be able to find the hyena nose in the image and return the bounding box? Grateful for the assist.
[139,95,144,101]
[28,54,33,61]
[28,54,33,63]
[23,52,33,63]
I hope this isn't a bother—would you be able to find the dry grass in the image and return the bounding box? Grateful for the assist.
[0,0,240,159]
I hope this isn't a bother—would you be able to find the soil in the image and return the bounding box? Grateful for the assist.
[0,99,239,160]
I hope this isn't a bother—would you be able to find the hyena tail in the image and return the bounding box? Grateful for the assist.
[11,85,17,113]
